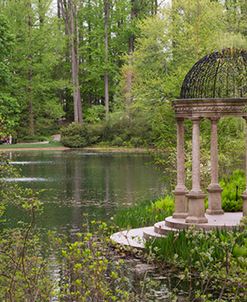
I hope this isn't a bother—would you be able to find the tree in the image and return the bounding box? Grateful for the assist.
[128,0,228,106]
[1,0,65,137]
[224,0,247,36]
[0,14,19,137]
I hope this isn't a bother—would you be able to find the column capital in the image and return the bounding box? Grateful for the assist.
[191,116,201,123]
[209,116,220,123]
[176,117,185,122]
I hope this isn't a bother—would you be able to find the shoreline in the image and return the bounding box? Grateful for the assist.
[0,146,70,152]
[80,147,154,153]
[0,146,155,153]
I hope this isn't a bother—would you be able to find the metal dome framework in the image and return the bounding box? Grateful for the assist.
[180,48,247,99]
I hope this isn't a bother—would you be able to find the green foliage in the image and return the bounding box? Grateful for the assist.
[84,105,105,123]
[61,101,176,149]
[59,222,130,301]
[19,135,49,143]
[0,14,19,137]
[113,196,174,229]
[61,122,102,148]
[111,136,124,147]
[1,0,65,137]
[0,14,14,85]
[148,227,247,300]
[127,0,227,107]
[0,158,53,300]
[220,170,245,212]
[0,94,20,136]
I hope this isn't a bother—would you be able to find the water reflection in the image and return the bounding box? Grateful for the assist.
[4,151,165,230]
[10,161,54,165]
[3,177,47,182]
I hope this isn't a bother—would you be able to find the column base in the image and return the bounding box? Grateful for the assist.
[185,216,208,224]
[173,212,188,219]
[242,192,247,216]
[173,188,188,219]
[207,184,224,215]
[206,209,224,215]
[185,191,208,224]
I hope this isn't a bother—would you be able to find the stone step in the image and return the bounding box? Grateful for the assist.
[165,216,211,230]
[110,227,148,249]
[164,213,243,231]
[164,217,189,230]
[154,221,178,235]
[143,227,166,241]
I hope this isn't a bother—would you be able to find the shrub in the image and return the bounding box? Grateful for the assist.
[220,169,245,212]
[129,137,145,147]
[84,105,105,123]
[61,110,156,148]
[111,136,124,146]
[59,222,130,301]
[61,123,102,148]
[19,135,48,143]
[62,134,88,148]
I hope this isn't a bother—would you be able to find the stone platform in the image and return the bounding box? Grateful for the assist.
[111,212,243,249]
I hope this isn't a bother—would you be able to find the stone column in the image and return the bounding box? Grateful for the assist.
[207,117,224,215]
[186,117,208,224]
[242,117,247,216]
[173,118,188,218]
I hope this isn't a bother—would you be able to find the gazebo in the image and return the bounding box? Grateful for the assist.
[173,48,247,225]
[111,48,247,248]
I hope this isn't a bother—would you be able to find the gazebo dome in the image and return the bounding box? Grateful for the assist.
[180,48,247,99]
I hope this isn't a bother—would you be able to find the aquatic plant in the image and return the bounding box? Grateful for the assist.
[113,196,174,229]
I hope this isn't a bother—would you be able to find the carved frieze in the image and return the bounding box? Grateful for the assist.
[173,98,247,118]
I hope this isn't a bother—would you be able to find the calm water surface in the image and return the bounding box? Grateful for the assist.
[5,150,165,231]
[3,152,195,300]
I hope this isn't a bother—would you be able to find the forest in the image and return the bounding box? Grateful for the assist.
[0,0,246,148]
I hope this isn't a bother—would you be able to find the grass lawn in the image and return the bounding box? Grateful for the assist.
[0,141,64,149]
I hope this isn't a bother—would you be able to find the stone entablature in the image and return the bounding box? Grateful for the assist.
[173,98,247,118]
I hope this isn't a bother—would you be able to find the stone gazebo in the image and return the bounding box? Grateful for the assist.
[145,48,247,237]
[111,48,247,248]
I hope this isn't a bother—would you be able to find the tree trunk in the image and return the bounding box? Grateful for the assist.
[28,74,34,136]
[104,0,110,119]
[124,57,134,117]
[129,0,138,54]
[60,0,83,124]
[125,0,137,115]
[154,0,158,15]
[28,2,34,135]
[70,1,83,123]
[57,0,61,18]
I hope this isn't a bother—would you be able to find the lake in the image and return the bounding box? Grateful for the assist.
[4,150,165,232]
